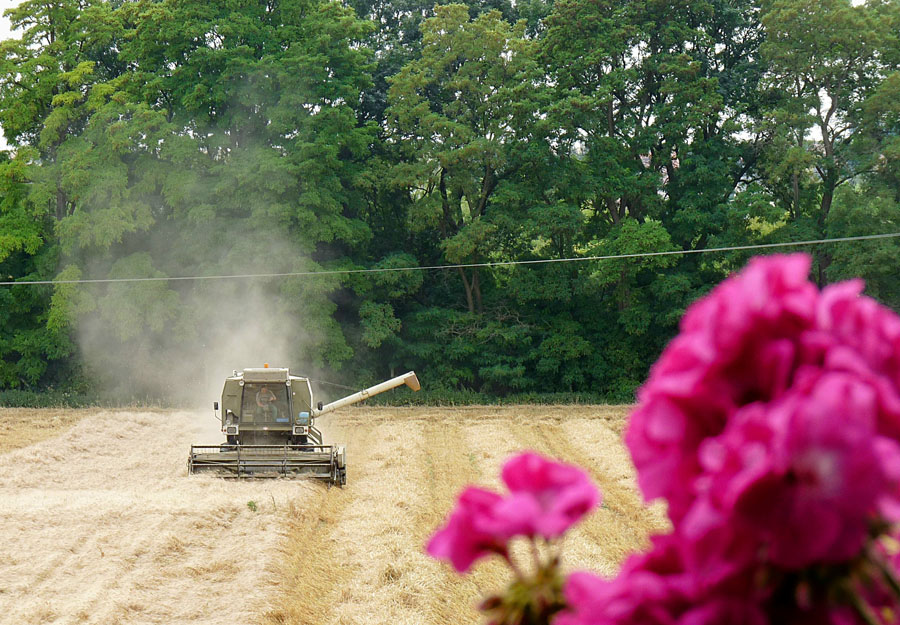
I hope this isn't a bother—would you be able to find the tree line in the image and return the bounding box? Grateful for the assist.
[0,0,899,400]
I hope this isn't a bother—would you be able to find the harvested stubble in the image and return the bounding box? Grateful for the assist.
[0,407,95,454]
[0,405,666,625]
[264,405,669,625]
[0,408,307,625]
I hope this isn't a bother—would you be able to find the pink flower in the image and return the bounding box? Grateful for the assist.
[814,280,900,440]
[687,372,900,569]
[491,452,600,539]
[816,280,900,380]
[627,253,900,529]
[555,566,685,625]
[567,255,900,623]
[556,535,691,625]
[426,486,509,572]
[627,255,820,520]
[679,598,769,625]
[555,534,768,625]
[427,453,601,572]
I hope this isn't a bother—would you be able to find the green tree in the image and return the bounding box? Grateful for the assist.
[826,182,900,309]
[1,0,381,395]
[0,152,72,387]
[541,0,724,232]
[387,4,541,313]
[759,0,900,283]
[0,0,122,387]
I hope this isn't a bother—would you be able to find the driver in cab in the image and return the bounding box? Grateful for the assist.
[256,386,278,420]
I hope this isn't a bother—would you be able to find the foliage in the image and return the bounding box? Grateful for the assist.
[366,387,614,406]
[0,0,898,400]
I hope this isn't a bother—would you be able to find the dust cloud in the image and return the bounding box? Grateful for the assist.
[71,224,348,408]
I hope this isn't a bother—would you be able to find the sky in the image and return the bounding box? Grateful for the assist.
[0,0,20,150]
[0,0,13,37]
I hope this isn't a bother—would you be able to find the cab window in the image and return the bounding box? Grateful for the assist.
[241,383,290,424]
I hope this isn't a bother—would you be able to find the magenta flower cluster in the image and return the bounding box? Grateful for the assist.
[427,452,600,572]
[560,254,900,625]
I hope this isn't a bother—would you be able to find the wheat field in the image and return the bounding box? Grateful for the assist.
[0,405,667,625]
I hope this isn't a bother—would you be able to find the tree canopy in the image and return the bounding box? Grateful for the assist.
[1,0,898,400]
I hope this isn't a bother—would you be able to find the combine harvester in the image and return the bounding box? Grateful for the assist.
[188,365,420,485]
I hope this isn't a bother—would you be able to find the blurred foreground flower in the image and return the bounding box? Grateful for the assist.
[427,452,600,625]
[559,254,900,625]
[426,486,509,573]
[495,452,600,540]
[428,254,900,625]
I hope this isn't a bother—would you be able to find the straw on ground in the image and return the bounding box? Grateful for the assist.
[0,405,666,625]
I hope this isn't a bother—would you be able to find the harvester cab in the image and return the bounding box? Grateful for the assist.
[188,367,420,485]
[218,367,315,447]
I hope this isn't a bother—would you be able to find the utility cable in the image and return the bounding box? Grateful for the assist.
[1,231,898,286]
[308,379,359,392]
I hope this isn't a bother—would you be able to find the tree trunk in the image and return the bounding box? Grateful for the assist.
[474,165,495,217]
[606,197,620,224]
[472,268,483,314]
[55,188,67,222]
[439,168,454,236]
[617,266,630,313]
[791,172,800,220]
[792,129,804,220]
[815,168,837,287]
[457,267,475,313]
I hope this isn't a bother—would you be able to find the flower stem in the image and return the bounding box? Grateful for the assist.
[847,585,883,625]
[503,551,527,581]
[871,548,900,602]
[551,537,564,565]
[531,538,543,573]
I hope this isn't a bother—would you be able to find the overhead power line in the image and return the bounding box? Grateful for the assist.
[309,378,363,392]
[1,231,899,287]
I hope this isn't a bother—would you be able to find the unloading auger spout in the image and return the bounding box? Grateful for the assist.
[313,372,421,417]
